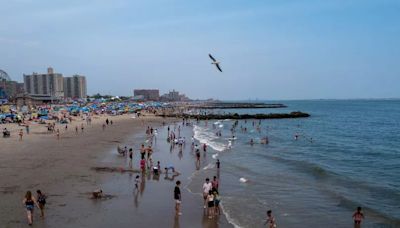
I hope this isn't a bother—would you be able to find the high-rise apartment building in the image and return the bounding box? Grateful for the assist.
[23,67,64,98]
[133,89,159,101]
[63,75,87,99]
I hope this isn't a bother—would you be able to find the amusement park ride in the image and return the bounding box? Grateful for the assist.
[0,70,12,99]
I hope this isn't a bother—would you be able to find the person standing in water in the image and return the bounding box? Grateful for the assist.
[134,175,140,190]
[36,190,47,218]
[352,206,365,228]
[264,210,276,228]
[140,144,146,159]
[202,178,212,209]
[174,180,182,216]
[212,176,219,192]
[206,190,214,219]
[22,191,39,225]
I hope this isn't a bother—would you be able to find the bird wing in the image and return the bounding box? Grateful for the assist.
[209,54,216,62]
[216,63,222,72]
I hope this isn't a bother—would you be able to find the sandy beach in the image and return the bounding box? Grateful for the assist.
[0,114,232,228]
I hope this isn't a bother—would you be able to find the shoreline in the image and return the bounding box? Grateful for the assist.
[0,114,233,227]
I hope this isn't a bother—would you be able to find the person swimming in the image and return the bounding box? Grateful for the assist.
[165,166,180,175]
[92,189,103,199]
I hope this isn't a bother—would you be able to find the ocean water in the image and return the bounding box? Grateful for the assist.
[188,100,400,228]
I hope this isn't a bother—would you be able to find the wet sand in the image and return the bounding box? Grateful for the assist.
[0,114,232,228]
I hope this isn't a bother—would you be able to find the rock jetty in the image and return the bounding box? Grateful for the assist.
[158,111,310,120]
[187,102,286,109]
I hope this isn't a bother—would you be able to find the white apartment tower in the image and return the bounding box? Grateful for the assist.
[23,67,64,97]
[63,75,87,99]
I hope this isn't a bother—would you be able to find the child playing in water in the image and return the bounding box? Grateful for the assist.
[134,175,140,189]
[264,210,276,228]
[352,206,364,228]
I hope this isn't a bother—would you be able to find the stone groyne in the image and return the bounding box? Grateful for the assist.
[158,111,310,120]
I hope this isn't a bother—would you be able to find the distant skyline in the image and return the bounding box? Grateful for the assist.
[1,0,399,100]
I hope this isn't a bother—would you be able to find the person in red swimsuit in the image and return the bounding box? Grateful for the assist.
[352,206,364,228]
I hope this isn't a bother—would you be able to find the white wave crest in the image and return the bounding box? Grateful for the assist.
[193,125,226,152]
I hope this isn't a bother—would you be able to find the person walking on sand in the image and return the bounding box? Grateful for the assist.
[128,148,133,168]
[202,178,212,208]
[19,129,23,141]
[213,191,221,215]
[22,191,39,225]
[81,123,84,133]
[140,144,146,159]
[36,190,47,218]
[56,129,60,140]
[212,176,219,192]
[352,206,365,228]
[75,125,78,134]
[207,190,215,219]
[174,180,182,216]
[147,146,153,161]
[134,175,140,190]
[25,125,30,134]
[264,210,276,228]
[140,158,146,172]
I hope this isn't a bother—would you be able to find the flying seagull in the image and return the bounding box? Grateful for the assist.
[209,54,222,72]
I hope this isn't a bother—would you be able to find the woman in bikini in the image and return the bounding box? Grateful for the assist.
[22,191,39,225]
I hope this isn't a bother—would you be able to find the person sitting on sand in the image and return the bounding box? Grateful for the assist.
[92,189,103,199]
[3,128,10,137]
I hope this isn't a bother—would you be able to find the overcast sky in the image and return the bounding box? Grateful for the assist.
[1,0,399,100]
